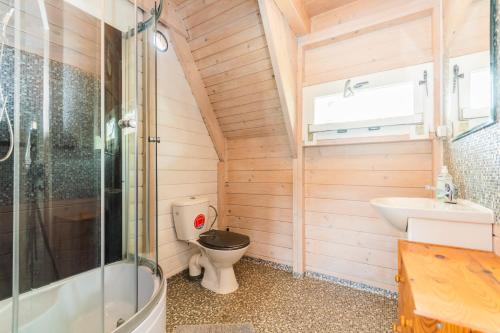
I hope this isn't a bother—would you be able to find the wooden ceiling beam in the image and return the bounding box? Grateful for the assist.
[273,0,311,36]
[259,0,298,157]
[299,0,436,50]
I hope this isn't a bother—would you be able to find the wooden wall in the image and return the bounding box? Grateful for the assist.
[169,0,445,293]
[156,27,219,278]
[304,0,358,18]
[446,0,489,57]
[224,135,294,265]
[309,0,423,32]
[304,141,433,290]
[296,0,440,290]
[304,15,432,86]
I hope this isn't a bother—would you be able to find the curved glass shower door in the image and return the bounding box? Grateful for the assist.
[0,0,160,332]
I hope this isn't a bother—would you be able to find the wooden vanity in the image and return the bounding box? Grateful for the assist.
[395,241,500,333]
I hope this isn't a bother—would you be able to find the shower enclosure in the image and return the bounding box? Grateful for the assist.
[0,0,163,332]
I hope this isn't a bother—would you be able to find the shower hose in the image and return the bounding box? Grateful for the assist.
[0,8,14,162]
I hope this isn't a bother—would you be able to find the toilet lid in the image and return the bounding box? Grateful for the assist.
[198,230,250,251]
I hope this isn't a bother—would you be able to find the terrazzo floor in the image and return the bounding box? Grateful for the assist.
[166,258,397,333]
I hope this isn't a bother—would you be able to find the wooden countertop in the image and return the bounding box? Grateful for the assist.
[399,241,500,333]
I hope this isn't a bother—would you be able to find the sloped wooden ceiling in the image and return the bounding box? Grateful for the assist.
[173,0,288,139]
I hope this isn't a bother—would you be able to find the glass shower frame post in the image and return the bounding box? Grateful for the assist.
[140,1,160,276]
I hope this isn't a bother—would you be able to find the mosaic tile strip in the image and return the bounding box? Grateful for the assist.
[240,256,292,272]
[305,271,398,299]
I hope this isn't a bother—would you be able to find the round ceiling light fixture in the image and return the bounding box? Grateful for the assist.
[155,30,168,53]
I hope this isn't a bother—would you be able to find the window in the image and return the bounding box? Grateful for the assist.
[314,81,415,124]
[449,51,491,121]
[302,63,433,143]
[468,67,491,114]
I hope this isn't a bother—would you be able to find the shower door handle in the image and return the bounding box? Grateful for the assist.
[118,118,137,129]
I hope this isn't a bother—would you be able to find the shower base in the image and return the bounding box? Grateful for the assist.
[0,261,166,333]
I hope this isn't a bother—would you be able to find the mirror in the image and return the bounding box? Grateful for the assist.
[443,0,497,140]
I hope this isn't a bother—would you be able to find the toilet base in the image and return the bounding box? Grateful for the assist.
[201,266,239,294]
[188,242,248,294]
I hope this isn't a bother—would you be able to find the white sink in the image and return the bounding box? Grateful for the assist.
[370,197,494,232]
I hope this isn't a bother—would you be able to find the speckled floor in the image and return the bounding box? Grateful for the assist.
[166,258,397,333]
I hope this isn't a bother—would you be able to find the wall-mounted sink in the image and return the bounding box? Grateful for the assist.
[370,197,495,232]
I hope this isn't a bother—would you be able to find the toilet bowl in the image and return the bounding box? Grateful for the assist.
[188,231,250,294]
[172,197,250,294]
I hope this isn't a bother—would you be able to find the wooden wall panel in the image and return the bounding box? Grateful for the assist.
[304,140,433,291]
[304,0,358,18]
[224,136,293,265]
[310,0,417,32]
[156,28,219,278]
[175,0,289,139]
[304,15,433,86]
[447,0,489,57]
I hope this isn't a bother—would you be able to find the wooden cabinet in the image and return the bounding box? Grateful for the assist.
[395,241,500,333]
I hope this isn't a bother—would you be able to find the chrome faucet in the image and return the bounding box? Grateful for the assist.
[424,182,458,204]
[443,182,458,204]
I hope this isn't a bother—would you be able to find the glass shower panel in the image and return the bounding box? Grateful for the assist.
[103,0,141,323]
[0,0,16,329]
[0,0,145,331]
[7,0,104,332]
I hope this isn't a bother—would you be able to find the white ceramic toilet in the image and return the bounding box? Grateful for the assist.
[172,197,250,294]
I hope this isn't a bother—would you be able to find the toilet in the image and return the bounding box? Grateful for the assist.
[172,197,250,294]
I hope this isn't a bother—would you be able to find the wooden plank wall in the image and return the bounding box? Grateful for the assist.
[295,0,440,290]
[310,0,424,32]
[174,0,288,139]
[304,141,433,290]
[303,0,358,18]
[304,15,433,86]
[224,135,294,265]
[156,27,219,277]
[447,0,489,57]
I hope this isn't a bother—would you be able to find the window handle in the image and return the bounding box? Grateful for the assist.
[353,81,369,89]
[419,70,428,96]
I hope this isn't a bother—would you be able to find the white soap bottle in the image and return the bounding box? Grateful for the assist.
[436,166,453,201]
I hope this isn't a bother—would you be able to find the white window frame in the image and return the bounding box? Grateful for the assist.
[302,63,434,144]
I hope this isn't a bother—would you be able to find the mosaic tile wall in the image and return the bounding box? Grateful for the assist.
[443,122,500,223]
[0,47,101,208]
